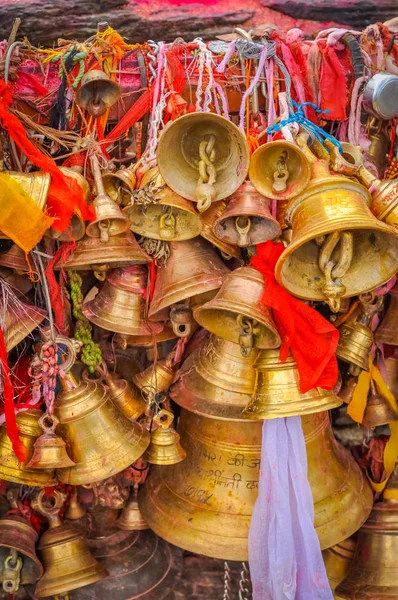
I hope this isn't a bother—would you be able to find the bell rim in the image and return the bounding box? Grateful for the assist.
[35,562,108,598]
[82,302,164,336]
[242,393,342,419]
[149,278,225,318]
[124,202,203,241]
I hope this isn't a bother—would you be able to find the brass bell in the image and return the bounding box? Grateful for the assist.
[170,334,259,420]
[376,284,398,346]
[103,166,136,206]
[123,168,203,241]
[133,356,174,402]
[0,409,57,487]
[55,371,150,485]
[339,376,358,404]
[193,266,281,355]
[115,325,177,349]
[362,380,398,428]
[0,268,33,298]
[86,155,130,242]
[243,349,342,419]
[322,536,356,598]
[144,410,186,465]
[4,299,46,352]
[83,266,164,337]
[148,237,230,323]
[0,490,43,593]
[57,230,150,280]
[117,485,148,531]
[213,181,281,247]
[25,412,76,470]
[336,321,373,376]
[275,139,398,312]
[335,463,398,599]
[76,69,121,117]
[200,200,242,259]
[0,244,30,273]
[249,139,311,200]
[386,352,398,398]
[157,112,250,212]
[100,363,146,421]
[65,489,86,521]
[32,489,108,598]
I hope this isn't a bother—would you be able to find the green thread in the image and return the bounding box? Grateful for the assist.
[69,271,102,373]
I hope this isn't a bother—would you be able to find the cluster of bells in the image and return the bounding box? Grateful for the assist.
[3,98,398,598]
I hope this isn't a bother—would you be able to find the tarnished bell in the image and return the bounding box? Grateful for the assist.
[149,238,230,321]
[336,465,398,599]
[249,139,311,200]
[117,488,148,531]
[54,372,150,485]
[0,409,57,487]
[133,356,174,399]
[157,112,250,212]
[386,352,398,397]
[103,166,136,206]
[213,181,281,247]
[200,200,242,259]
[322,536,356,599]
[243,349,342,419]
[336,321,373,375]
[25,413,76,470]
[170,334,259,420]
[275,154,398,311]
[86,155,130,242]
[376,284,398,346]
[144,410,186,465]
[83,266,164,337]
[193,266,281,353]
[4,301,46,352]
[32,490,107,598]
[57,231,150,280]
[362,381,398,428]
[65,489,86,521]
[123,168,203,241]
[76,69,121,117]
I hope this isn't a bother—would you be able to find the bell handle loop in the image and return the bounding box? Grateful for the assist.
[153,409,174,429]
[82,365,103,383]
[31,489,66,527]
[38,412,59,435]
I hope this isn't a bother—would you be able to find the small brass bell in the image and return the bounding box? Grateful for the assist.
[133,356,174,402]
[65,488,87,521]
[100,363,146,421]
[243,349,342,419]
[25,412,75,470]
[157,112,250,212]
[249,139,311,200]
[86,155,130,242]
[103,165,136,205]
[123,168,203,241]
[117,485,148,531]
[193,266,281,355]
[213,181,281,247]
[32,489,108,598]
[376,284,398,346]
[362,380,398,428]
[76,69,121,117]
[200,200,241,259]
[144,410,186,465]
[336,321,373,376]
[0,490,43,593]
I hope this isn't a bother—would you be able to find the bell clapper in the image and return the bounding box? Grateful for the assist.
[235,216,251,247]
[2,548,23,593]
[237,314,254,357]
[170,302,193,337]
[159,212,176,240]
[98,219,111,243]
[272,151,289,193]
[195,134,217,212]
[318,231,353,312]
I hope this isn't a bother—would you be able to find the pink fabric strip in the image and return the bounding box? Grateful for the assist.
[239,46,269,130]
[216,40,237,74]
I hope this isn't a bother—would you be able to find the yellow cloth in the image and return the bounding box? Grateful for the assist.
[0,173,54,252]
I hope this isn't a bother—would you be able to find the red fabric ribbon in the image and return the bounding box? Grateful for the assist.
[250,241,339,393]
[0,326,27,463]
[318,41,348,121]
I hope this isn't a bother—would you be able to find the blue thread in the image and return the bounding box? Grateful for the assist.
[266,101,343,153]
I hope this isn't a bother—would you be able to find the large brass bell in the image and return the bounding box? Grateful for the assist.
[213,181,281,247]
[275,140,398,312]
[200,200,241,259]
[25,412,76,470]
[55,371,150,485]
[243,349,342,419]
[56,230,150,280]
[117,485,148,531]
[0,409,57,487]
[170,334,259,420]
[0,491,43,593]
[157,112,250,212]
[133,355,174,402]
[86,155,130,242]
[362,379,398,428]
[193,266,281,355]
[103,166,136,206]
[322,536,356,599]
[144,410,186,465]
[32,489,108,598]
[76,69,121,117]
[336,463,398,598]
[148,237,230,328]
[249,139,311,200]
[123,168,203,241]
[83,265,164,337]
[3,300,46,352]
[376,284,398,346]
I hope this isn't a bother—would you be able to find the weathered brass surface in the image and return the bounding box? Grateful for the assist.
[103,167,136,205]
[4,301,46,352]
[25,413,76,470]
[243,349,342,419]
[213,181,281,247]
[386,353,398,397]
[193,266,281,350]
[148,238,229,320]
[200,199,241,258]
[144,410,186,465]
[117,489,148,531]
[376,284,398,346]
[134,356,174,399]
[104,371,146,421]
[55,374,150,485]
[76,69,121,117]
[323,536,356,599]
[362,383,398,427]
[336,321,373,372]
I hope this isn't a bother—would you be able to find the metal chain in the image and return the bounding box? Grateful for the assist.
[238,562,252,600]
[317,231,353,313]
[223,561,232,600]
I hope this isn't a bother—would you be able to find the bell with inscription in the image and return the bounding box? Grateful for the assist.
[144,410,186,466]
[243,349,342,419]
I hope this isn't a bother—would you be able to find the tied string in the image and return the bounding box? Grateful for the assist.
[0,80,94,233]
[250,241,339,393]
